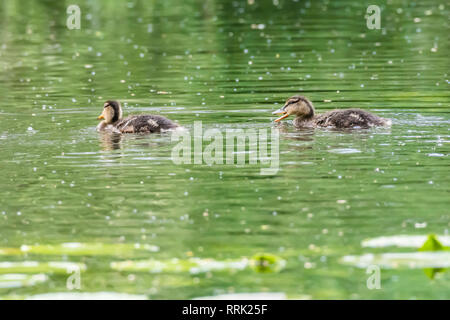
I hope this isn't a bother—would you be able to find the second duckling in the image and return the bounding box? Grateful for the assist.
[97,100,180,133]
[272,96,391,129]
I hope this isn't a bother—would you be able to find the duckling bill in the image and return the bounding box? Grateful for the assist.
[272,96,391,128]
[97,100,180,133]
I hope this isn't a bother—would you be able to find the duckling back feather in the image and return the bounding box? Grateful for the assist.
[116,115,179,133]
[313,109,389,128]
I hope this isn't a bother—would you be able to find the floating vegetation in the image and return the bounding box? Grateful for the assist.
[249,253,286,273]
[0,242,159,256]
[418,234,448,251]
[0,261,86,274]
[327,148,362,154]
[112,258,247,274]
[418,235,448,279]
[111,254,285,274]
[362,235,450,248]
[194,292,288,300]
[342,235,449,279]
[26,292,148,300]
[0,274,48,289]
[340,252,450,269]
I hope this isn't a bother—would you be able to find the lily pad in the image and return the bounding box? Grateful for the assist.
[0,242,159,256]
[26,292,148,300]
[111,258,248,274]
[111,255,286,274]
[194,292,288,300]
[0,274,48,288]
[0,261,87,274]
[340,252,450,269]
[362,235,450,248]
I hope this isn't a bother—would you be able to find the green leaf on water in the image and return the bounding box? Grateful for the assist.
[418,234,447,279]
[418,234,446,252]
[423,267,444,279]
[249,253,286,273]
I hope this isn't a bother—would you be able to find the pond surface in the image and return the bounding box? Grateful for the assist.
[0,0,449,299]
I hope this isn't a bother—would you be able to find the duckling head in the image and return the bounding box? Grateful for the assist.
[272,95,315,122]
[97,100,123,124]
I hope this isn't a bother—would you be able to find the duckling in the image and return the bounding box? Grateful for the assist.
[272,95,391,129]
[97,100,180,133]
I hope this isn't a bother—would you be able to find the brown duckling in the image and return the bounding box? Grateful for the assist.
[97,100,180,133]
[272,95,391,128]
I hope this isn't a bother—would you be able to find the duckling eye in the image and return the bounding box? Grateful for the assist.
[285,99,298,107]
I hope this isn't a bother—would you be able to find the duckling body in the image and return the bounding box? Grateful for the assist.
[273,96,390,129]
[307,108,387,128]
[115,115,179,133]
[97,100,179,133]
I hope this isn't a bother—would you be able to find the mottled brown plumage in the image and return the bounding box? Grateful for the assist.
[115,115,178,133]
[313,108,387,128]
[97,100,179,133]
[272,95,391,129]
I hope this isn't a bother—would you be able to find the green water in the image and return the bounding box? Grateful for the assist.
[0,0,449,299]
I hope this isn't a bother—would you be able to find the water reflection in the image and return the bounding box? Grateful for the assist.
[99,132,123,151]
